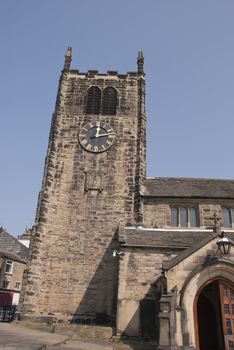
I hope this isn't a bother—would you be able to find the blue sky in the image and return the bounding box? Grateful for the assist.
[1,0,234,235]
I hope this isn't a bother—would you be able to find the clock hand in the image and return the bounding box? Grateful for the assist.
[95,126,100,137]
[95,132,115,138]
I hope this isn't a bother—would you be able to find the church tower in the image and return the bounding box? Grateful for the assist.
[20,48,146,324]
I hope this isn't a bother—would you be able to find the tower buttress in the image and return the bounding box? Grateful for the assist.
[135,50,146,224]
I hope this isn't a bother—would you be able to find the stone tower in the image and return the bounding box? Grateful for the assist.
[20,48,146,324]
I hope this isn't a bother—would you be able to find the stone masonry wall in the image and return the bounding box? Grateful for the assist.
[20,68,146,323]
[143,197,234,228]
[117,248,172,336]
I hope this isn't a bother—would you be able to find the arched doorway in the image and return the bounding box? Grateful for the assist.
[195,279,234,350]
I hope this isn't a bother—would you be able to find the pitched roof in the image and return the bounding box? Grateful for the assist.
[0,228,28,261]
[142,177,234,198]
[0,250,26,263]
[123,227,234,251]
[123,227,213,249]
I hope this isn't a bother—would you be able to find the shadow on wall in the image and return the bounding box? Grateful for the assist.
[70,229,166,350]
[117,277,166,350]
[71,229,119,326]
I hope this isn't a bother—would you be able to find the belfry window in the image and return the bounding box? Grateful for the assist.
[171,207,197,227]
[102,87,117,115]
[86,86,101,115]
[222,208,234,228]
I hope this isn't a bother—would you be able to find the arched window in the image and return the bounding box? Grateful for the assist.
[102,87,117,115]
[86,86,101,115]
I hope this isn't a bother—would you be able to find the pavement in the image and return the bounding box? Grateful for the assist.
[0,323,157,350]
[0,323,113,350]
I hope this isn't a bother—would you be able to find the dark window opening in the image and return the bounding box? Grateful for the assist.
[86,86,101,115]
[102,87,117,115]
[2,281,10,289]
[196,281,224,350]
[226,319,232,335]
[225,304,230,314]
[5,260,13,274]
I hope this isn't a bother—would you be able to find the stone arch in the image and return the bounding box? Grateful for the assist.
[180,260,234,348]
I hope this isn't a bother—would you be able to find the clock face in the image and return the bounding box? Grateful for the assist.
[79,121,116,153]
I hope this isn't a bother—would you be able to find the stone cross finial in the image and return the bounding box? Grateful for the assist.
[137,50,144,73]
[63,47,72,70]
[210,212,222,233]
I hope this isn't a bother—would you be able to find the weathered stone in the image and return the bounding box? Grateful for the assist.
[20,51,146,325]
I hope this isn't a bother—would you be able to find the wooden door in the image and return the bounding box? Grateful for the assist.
[219,282,234,350]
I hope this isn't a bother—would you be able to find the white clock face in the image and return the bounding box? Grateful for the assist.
[79,121,116,153]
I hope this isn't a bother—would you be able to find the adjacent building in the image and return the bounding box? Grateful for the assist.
[0,228,28,306]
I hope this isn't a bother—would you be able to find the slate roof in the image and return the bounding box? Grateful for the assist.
[142,177,234,198]
[124,227,210,248]
[0,250,26,264]
[123,227,234,250]
[0,228,28,261]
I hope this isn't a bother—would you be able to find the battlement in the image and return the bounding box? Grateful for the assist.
[66,69,140,79]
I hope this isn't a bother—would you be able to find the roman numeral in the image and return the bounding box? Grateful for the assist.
[81,139,87,146]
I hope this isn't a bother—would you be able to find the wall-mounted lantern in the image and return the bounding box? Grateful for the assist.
[217,232,231,255]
